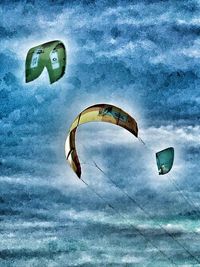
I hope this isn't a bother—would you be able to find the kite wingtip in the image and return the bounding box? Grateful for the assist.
[77,170,82,178]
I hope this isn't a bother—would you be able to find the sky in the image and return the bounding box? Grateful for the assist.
[0,0,200,266]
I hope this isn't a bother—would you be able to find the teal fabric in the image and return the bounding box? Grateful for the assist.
[156,147,174,175]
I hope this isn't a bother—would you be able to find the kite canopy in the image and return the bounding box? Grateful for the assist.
[65,104,138,178]
[25,40,66,84]
[156,147,174,175]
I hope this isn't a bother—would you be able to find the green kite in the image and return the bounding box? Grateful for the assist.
[25,40,66,84]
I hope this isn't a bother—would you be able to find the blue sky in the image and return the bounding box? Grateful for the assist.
[0,1,200,266]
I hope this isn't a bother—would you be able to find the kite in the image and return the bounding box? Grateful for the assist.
[65,104,138,178]
[25,40,66,84]
[156,147,174,175]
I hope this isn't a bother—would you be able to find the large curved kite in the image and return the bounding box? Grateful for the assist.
[25,40,66,84]
[65,104,138,178]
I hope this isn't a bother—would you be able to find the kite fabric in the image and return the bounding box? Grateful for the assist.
[65,104,138,178]
[156,147,174,175]
[25,40,66,84]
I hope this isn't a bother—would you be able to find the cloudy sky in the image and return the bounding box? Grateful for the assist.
[0,0,200,266]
